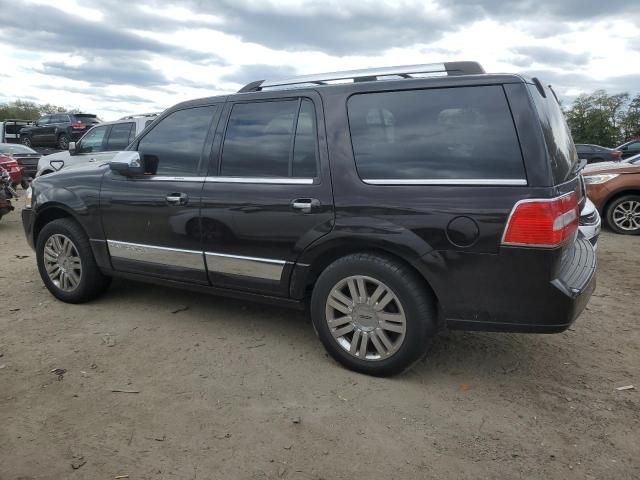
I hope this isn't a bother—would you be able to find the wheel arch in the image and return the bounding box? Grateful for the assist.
[290,238,441,308]
[33,204,82,247]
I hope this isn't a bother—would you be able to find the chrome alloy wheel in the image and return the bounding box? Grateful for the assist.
[325,275,407,361]
[43,234,82,291]
[612,200,640,231]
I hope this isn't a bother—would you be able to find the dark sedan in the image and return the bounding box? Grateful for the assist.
[615,139,640,159]
[575,144,622,164]
[0,143,41,186]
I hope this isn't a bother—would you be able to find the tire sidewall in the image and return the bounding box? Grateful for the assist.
[58,134,69,150]
[311,256,436,376]
[21,136,32,147]
[606,195,640,235]
[36,219,95,302]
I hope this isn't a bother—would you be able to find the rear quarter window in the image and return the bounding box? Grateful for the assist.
[526,84,577,183]
[347,85,525,182]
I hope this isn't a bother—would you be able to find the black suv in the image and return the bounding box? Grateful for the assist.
[20,113,99,150]
[22,62,596,376]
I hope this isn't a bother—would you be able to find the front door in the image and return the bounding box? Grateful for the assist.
[31,116,50,144]
[101,104,221,284]
[200,92,334,296]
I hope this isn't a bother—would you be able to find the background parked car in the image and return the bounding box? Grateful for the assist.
[20,113,100,150]
[615,139,640,159]
[0,143,41,186]
[582,162,640,234]
[622,152,640,165]
[36,113,158,176]
[0,119,32,144]
[579,198,600,249]
[575,144,622,164]
[0,153,22,187]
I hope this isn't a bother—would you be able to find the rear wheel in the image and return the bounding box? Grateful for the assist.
[606,195,640,235]
[311,253,437,376]
[36,218,111,303]
[57,133,69,150]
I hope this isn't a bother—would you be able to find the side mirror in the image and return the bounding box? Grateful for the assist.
[110,151,144,177]
[68,142,76,155]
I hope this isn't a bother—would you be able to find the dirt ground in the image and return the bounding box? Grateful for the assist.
[1,201,639,480]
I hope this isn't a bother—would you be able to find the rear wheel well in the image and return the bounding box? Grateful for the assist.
[34,208,73,246]
[304,246,438,305]
[604,189,640,213]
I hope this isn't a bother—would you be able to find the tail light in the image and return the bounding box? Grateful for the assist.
[71,121,86,129]
[502,192,579,248]
[612,150,622,158]
[0,159,19,171]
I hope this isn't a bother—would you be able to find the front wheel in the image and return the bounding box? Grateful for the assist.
[36,218,111,303]
[310,253,437,376]
[21,136,32,148]
[57,133,69,150]
[606,195,640,235]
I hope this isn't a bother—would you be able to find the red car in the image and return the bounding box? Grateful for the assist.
[0,153,22,187]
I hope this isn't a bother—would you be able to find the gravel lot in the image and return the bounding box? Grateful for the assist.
[1,202,639,479]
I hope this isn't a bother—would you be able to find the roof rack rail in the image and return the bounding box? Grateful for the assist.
[238,61,485,93]
[118,112,160,120]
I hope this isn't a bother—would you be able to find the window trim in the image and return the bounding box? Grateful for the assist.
[346,85,528,186]
[215,97,321,183]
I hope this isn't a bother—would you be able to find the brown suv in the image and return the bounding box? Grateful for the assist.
[582,157,640,234]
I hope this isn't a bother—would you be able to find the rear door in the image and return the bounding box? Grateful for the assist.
[200,91,334,296]
[31,116,50,144]
[101,104,221,284]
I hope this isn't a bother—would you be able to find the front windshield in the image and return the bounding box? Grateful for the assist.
[0,144,37,154]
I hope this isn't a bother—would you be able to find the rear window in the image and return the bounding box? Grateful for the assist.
[72,114,99,124]
[347,86,525,182]
[526,84,578,183]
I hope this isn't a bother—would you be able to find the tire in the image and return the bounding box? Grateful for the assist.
[21,178,29,190]
[21,136,32,148]
[57,133,69,150]
[36,218,111,303]
[310,253,437,376]
[605,195,640,235]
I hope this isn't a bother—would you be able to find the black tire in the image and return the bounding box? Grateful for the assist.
[605,195,640,235]
[21,136,32,148]
[310,253,437,376]
[36,218,111,303]
[57,133,69,150]
[21,178,29,190]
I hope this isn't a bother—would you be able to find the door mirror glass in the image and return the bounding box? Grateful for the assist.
[110,151,144,176]
[68,142,76,155]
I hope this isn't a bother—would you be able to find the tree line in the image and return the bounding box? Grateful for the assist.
[564,90,640,148]
[0,100,72,121]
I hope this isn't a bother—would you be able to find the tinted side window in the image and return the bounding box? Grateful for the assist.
[77,126,108,153]
[137,106,216,176]
[39,116,50,125]
[292,100,318,177]
[221,100,297,177]
[527,84,577,183]
[221,99,318,178]
[348,86,525,181]
[105,122,134,151]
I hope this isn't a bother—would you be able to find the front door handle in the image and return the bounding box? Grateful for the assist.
[166,193,188,206]
[291,198,320,213]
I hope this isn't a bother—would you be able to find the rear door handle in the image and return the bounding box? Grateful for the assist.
[166,193,188,206]
[291,198,320,213]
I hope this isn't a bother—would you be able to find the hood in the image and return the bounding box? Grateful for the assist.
[37,150,72,170]
[581,163,640,176]
[35,159,109,182]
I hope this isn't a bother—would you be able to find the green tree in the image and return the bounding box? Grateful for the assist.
[620,94,640,141]
[565,90,628,147]
[0,100,69,121]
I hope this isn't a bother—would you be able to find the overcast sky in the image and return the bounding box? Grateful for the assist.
[0,0,639,120]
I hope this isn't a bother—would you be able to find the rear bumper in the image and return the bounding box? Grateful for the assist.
[22,208,35,249]
[70,130,87,141]
[437,237,596,333]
